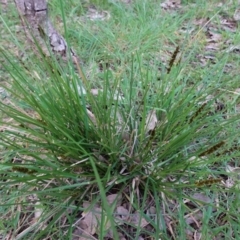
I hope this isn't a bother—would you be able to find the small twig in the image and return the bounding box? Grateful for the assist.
[73,55,88,88]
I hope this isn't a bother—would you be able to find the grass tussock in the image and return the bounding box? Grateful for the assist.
[1,0,240,239]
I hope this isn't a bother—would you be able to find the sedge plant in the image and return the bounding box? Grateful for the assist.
[1,1,240,239]
[0,44,239,239]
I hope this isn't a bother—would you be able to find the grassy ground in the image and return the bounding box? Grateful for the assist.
[1,0,240,239]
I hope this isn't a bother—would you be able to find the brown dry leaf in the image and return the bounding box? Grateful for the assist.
[160,0,181,10]
[130,212,149,228]
[205,29,221,52]
[79,205,113,237]
[80,207,102,235]
[220,17,237,32]
[185,211,203,225]
[116,206,130,222]
[79,220,88,230]
[205,43,220,51]
[147,206,156,215]
[185,229,194,240]
[192,193,211,204]
[86,7,110,21]
[186,231,201,240]
[145,109,157,132]
[105,230,126,240]
[72,227,95,240]
[82,201,91,209]
[207,31,222,43]
[107,193,122,206]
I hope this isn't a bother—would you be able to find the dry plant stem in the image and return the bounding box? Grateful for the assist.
[168,220,176,240]
[129,129,138,158]
[16,197,72,240]
[73,56,97,123]
[15,221,41,240]
[73,56,89,87]
[184,209,201,228]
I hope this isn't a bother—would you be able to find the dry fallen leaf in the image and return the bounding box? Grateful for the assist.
[147,206,156,215]
[130,211,149,228]
[205,43,220,51]
[72,228,95,240]
[220,17,237,32]
[107,193,122,206]
[82,201,91,209]
[116,206,129,221]
[76,203,112,237]
[145,109,158,132]
[192,193,211,204]
[207,31,222,43]
[82,207,101,235]
[86,7,110,21]
[185,211,203,225]
[160,0,181,10]
[79,220,88,230]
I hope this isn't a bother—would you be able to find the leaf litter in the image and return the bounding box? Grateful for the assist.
[73,192,150,239]
[160,0,181,10]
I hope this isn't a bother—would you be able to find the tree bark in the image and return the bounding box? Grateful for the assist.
[13,0,95,117]
[14,0,79,62]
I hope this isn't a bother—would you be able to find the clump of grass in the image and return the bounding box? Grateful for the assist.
[1,1,240,239]
[0,43,239,239]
